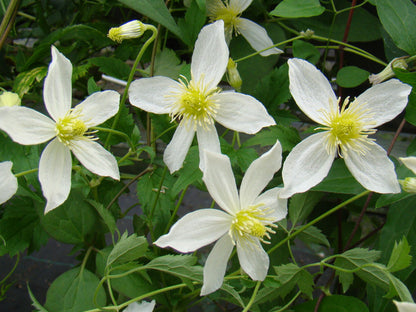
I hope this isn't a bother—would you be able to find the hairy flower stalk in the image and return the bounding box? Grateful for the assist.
[279,58,412,198]
[155,142,287,295]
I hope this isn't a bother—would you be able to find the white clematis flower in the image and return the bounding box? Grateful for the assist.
[0,46,120,213]
[0,161,18,205]
[123,300,156,312]
[129,20,275,173]
[155,141,287,295]
[279,58,412,198]
[394,301,416,312]
[207,0,282,56]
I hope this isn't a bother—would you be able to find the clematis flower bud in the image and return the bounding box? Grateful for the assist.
[108,20,147,43]
[226,58,242,92]
[0,91,21,107]
[369,57,408,85]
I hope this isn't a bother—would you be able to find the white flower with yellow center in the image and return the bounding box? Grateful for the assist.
[279,58,412,198]
[0,46,120,213]
[207,0,282,56]
[394,301,416,312]
[0,161,18,205]
[129,20,275,173]
[155,141,287,295]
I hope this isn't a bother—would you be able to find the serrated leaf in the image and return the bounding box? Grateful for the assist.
[106,233,148,267]
[376,0,416,55]
[387,237,412,273]
[27,284,48,312]
[271,0,325,18]
[87,200,116,235]
[178,0,206,46]
[119,0,183,39]
[292,40,321,64]
[13,66,47,98]
[336,66,369,88]
[44,267,106,312]
[289,191,323,226]
[296,225,330,247]
[145,254,202,281]
[273,263,313,299]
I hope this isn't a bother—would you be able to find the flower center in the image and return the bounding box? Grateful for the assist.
[319,97,376,158]
[169,76,219,130]
[208,2,241,35]
[230,204,276,245]
[55,110,87,145]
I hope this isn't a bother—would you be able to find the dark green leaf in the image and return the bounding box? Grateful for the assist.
[296,225,330,247]
[294,295,369,312]
[242,125,301,152]
[144,49,185,79]
[270,0,325,18]
[106,232,148,267]
[336,66,370,88]
[289,191,323,226]
[273,263,313,299]
[87,200,116,235]
[178,0,206,46]
[87,77,101,95]
[171,146,202,197]
[88,57,131,80]
[292,40,321,64]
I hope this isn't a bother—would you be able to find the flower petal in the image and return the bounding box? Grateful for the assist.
[240,141,282,207]
[163,121,195,173]
[203,150,240,215]
[253,188,287,222]
[400,156,416,175]
[280,132,335,198]
[191,20,229,91]
[213,91,276,134]
[230,0,253,12]
[154,209,232,253]
[394,301,416,312]
[44,46,72,121]
[70,139,120,180]
[0,106,55,145]
[196,123,220,171]
[201,234,234,295]
[237,238,269,281]
[123,300,156,312]
[288,58,337,124]
[129,76,179,114]
[0,161,17,205]
[356,79,412,127]
[74,90,120,127]
[345,143,400,193]
[39,138,72,213]
[237,18,282,56]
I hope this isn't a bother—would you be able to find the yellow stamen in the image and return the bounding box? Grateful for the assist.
[208,0,241,38]
[55,110,89,145]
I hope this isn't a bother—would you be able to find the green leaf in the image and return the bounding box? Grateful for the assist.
[292,40,321,64]
[294,295,369,312]
[87,200,116,235]
[178,0,206,46]
[171,146,202,197]
[289,191,323,226]
[119,0,183,39]
[87,77,101,95]
[88,57,131,80]
[13,66,47,98]
[336,66,369,88]
[144,49,185,79]
[296,225,330,247]
[44,267,106,312]
[387,237,412,273]
[145,254,202,281]
[384,273,414,301]
[392,69,416,127]
[273,263,314,299]
[28,284,48,312]
[376,0,416,55]
[270,0,325,18]
[106,232,148,267]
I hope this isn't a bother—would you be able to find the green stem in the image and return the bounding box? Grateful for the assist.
[164,185,189,234]
[92,126,135,149]
[151,124,177,145]
[0,253,19,285]
[80,246,93,276]
[14,168,38,178]
[149,166,168,241]
[274,291,302,312]
[242,281,262,312]
[104,25,158,148]
[268,190,371,255]
[0,0,21,50]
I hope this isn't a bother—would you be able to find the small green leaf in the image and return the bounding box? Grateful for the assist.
[336,66,370,88]
[145,254,202,281]
[270,0,325,18]
[387,237,412,273]
[87,77,101,95]
[144,49,185,79]
[106,232,148,267]
[13,67,47,98]
[289,191,323,226]
[44,267,106,312]
[87,200,116,235]
[296,225,330,247]
[294,295,369,312]
[292,40,321,64]
[171,146,202,197]
[88,57,131,80]
[178,0,206,46]
[384,273,413,301]
[27,284,48,312]
[273,263,314,299]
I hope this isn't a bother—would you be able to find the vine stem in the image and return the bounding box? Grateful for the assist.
[242,281,261,312]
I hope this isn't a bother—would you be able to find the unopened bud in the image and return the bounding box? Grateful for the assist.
[108,20,146,43]
[399,178,416,193]
[226,58,242,92]
[0,91,21,107]
[369,57,408,85]
[300,29,314,39]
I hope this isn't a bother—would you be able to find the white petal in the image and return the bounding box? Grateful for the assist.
[203,150,240,215]
[196,123,220,171]
[230,0,253,12]
[344,143,400,194]
[400,156,416,175]
[213,91,276,134]
[70,139,120,180]
[280,132,335,198]
[0,161,17,205]
[237,18,282,56]
[44,46,72,121]
[394,301,416,312]
[129,76,179,114]
[191,20,229,91]
[163,121,195,173]
[356,79,412,127]
[123,300,156,312]
[201,234,234,296]
[237,238,269,281]
[154,209,232,253]
[74,90,120,127]
[0,106,55,145]
[39,138,72,213]
[240,141,282,207]
[288,58,337,124]
[253,188,287,222]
